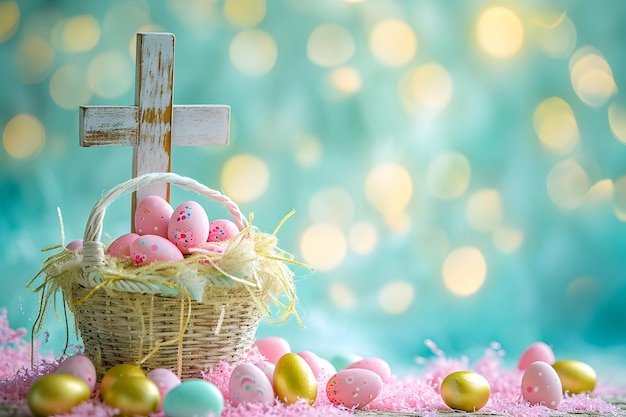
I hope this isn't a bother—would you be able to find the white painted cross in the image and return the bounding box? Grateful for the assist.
[79,32,230,221]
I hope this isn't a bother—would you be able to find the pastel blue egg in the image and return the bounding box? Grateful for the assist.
[163,379,224,417]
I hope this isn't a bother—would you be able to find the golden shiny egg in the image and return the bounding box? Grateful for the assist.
[440,371,491,412]
[100,364,145,395]
[102,376,160,417]
[552,359,597,394]
[27,374,91,417]
[273,352,317,405]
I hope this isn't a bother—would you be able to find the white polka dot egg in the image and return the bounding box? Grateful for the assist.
[521,361,562,410]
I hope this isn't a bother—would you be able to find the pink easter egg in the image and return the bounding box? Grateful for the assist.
[65,240,83,251]
[347,357,391,383]
[521,361,562,410]
[254,361,276,385]
[207,219,239,242]
[298,351,336,381]
[147,368,181,411]
[229,363,274,406]
[518,342,555,371]
[56,354,97,393]
[326,368,383,409]
[254,337,291,364]
[131,235,184,265]
[196,242,224,254]
[134,195,174,238]
[168,201,210,254]
[105,233,140,257]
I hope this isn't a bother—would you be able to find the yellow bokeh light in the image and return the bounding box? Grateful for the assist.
[308,187,355,226]
[229,29,277,76]
[613,176,626,221]
[442,246,487,297]
[378,281,414,314]
[384,210,411,234]
[546,159,590,210]
[534,14,576,59]
[307,23,355,67]
[493,227,524,254]
[329,282,357,309]
[293,133,322,167]
[533,97,579,153]
[17,35,55,84]
[364,163,413,215]
[0,1,19,42]
[348,222,378,255]
[586,179,614,206]
[399,63,453,115]
[87,52,133,99]
[608,103,626,145]
[60,15,100,52]
[426,152,471,200]
[329,66,362,95]
[370,19,417,67]
[476,6,524,58]
[300,223,347,271]
[224,0,265,27]
[50,64,92,110]
[466,189,503,233]
[570,47,616,107]
[3,114,46,159]
[221,154,270,202]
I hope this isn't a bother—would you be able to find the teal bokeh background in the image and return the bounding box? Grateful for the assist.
[2,0,626,377]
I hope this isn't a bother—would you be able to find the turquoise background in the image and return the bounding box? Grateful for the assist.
[2,0,626,378]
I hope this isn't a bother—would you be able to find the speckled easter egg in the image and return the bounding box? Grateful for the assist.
[552,359,597,394]
[521,361,562,410]
[65,240,83,251]
[273,353,317,405]
[255,336,291,364]
[229,363,275,406]
[55,354,96,393]
[347,357,391,383]
[134,195,173,238]
[440,371,491,412]
[27,374,91,417]
[130,235,183,265]
[163,379,224,417]
[254,361,276,385]
[326,368,383,409]
[102,376,160,417]
[298,351,336,381]
[207,219,239,242]
[147,368,181,411]
[518,342,555,371]
[100,364,146,395]
[106,233,140,258]
[168,201,210,254]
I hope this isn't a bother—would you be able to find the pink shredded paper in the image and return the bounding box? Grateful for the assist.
[1,309,624,417]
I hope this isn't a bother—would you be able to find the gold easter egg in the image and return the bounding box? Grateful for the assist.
[100,364,145,395]
[102,376,160,417]
[274,352,317,405]
[552,359,597,394]
[440,371,491,412]
[27,374,91,417]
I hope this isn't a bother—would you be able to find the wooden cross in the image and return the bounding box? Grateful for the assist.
[79,32,230,221]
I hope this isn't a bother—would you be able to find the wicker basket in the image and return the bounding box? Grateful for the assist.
[51,172,296,378]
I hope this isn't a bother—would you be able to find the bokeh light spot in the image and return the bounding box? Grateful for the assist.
[546,159,590,210]
[399,63,453,115]
[329,66,362,95]
[370,19,417,67]
[608,102,626,145]
[3,114,45,159]
[587,179,614,206]
[50,64,92,110]
[229,29,277,76]
[300,223,347,271]
[384,210,412,234]
[348,222,378,255]
[570,47,616,107]
[224,0,265,27]
[466,189,503,233]
[60,15,100,52]
[365,163,413,215]
[87,51,133,99]
[18,35,55,84]
[476,6,524,58]
[308,187,355,226]
[493,227,524,254]
[426,152,471,200]
[221,154,269,202]
[379,281,414,314]
[533,97,579,153]
[534,14,576,59]
[613,177,626,221]
[442,246,487,296]
[0,1,19,42]
[293,133,322,167]
[168,0,219,36]
[329,282,357,309]
[307,23,355,67]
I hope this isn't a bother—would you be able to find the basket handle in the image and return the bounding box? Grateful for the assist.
[82,172,248,274]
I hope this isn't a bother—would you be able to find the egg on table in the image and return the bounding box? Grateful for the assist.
[27,374,91,417]
[163,379,224,417]
[55,354,97,393]
[326,368,383,409]
[440,371,491,412]
[273,352,317,405]
[229,363,274,406]
[518,342,555,371]
[552,359,597,394]
[521,361,562,410]
[102,375,160,417]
